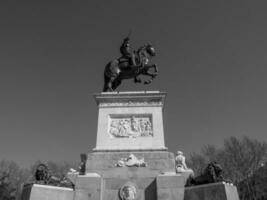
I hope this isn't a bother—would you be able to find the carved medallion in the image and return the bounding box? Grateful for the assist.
[109,115,153,138]
[119,183,137,200]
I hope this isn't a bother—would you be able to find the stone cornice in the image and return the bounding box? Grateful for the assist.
[94,91,167,108]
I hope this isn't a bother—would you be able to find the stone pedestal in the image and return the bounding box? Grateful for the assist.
[73,174,102,200]
[156,174,185,200]
[75,91,186,200]
[21,184,74,200]
[93,91,167,151]
[184,182,240,200]
[78,91,186,200]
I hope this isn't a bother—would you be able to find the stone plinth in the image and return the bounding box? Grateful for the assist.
[184,182,240,200]
[21,184,74,200]
[73,174,102,200]
[156,174,186,200]
[71,173,186,200]
[93,91,167,151]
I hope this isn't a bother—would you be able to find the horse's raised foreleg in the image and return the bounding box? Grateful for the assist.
[145,71,158,78]
[142,64,158,84]
[142,72,158,84]
[143,64,158,76]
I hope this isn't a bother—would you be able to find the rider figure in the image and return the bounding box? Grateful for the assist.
[119,37,137,68]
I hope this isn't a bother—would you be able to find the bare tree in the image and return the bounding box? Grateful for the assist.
[222,136,267,200]
[188,136,267,200]
[0,160,30,200]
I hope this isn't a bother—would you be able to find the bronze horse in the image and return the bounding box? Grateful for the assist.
[103,44,158,92]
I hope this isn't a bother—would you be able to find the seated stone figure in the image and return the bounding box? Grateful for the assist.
[175,151,194,174]
[78,153,87,175]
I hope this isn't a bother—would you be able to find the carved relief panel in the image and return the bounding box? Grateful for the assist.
[108,115,153,138]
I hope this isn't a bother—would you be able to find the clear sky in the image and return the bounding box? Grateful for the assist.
[1,0,267,167]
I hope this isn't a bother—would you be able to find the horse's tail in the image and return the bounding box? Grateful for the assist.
[103,72,110,92]
[103,60,119,92]
[103,62,110,92]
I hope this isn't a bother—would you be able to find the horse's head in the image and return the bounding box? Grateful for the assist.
[145,43,156,57]
[137,43,156,58]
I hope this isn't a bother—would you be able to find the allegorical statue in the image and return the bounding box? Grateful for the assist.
[175,151,194,174]
[78,153,87,175]
[103,33,158,92]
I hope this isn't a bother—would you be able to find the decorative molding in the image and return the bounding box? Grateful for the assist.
[94,91,167,108]
[99,101,163,107]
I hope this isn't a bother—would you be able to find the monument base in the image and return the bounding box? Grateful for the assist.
[184,182,240,200]
[71,150,187,200]
[21,184,74,200]
[21,91,240,200]
[72,172,186,200]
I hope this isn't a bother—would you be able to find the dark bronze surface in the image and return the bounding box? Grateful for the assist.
[103,37,158,92]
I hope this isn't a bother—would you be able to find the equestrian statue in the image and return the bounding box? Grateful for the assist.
[103,35,158,92]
